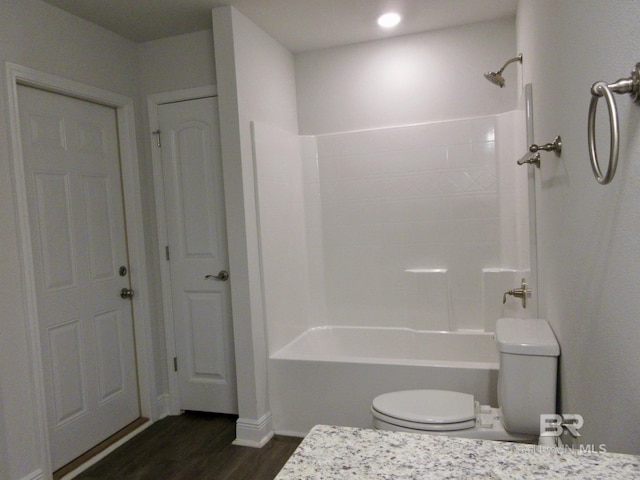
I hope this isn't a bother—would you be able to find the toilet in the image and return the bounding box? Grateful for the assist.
[371,318,560,443]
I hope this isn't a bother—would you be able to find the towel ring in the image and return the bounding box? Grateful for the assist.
[588,82,619,184]
[587,63,640,185]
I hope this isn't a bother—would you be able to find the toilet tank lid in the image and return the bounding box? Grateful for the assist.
[495,318,560,356]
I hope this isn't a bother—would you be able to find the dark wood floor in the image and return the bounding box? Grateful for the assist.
[73,412,302,480]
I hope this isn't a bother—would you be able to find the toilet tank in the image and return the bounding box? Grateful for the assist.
[495,318,560,435]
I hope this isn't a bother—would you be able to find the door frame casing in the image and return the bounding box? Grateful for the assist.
[147,85,218,415]
[6,62,157,478]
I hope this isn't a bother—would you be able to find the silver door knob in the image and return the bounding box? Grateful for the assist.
[206,270,229,281]
[120,287,134,299]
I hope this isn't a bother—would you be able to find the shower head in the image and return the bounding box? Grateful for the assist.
[484,71,506,87]
[484,54,523,88]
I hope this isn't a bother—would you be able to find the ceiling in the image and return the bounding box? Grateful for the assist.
[40,0,518,53]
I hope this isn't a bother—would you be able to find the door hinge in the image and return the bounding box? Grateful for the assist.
[173,357,178,372]
[165,245,170,261]
[152,129,161,148]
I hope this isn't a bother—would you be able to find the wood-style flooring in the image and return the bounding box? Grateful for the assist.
[72,412,302,480]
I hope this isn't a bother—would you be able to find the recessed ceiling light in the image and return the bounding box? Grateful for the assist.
[377,12,401,29]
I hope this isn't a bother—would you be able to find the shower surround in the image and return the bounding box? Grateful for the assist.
[313,114,529,333]
[254,111,530,351]
[253,110,530,434]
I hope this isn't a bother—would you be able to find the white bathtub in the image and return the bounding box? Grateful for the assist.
[268,326,499,437]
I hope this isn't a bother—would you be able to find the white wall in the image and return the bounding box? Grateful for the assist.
[295,17,517,135]
[518,0,640,454]
[0,377,8,480]
[212,5,299,446]
[138,30,217,95]
[0,1,145,478]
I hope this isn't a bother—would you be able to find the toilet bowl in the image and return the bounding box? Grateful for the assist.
[371,389,535,442]
[371,318,560,443]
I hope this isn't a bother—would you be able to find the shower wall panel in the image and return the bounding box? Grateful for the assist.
[315,115,527,331]
[252,121,312,352]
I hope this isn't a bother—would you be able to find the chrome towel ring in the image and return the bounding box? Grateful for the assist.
[588,62,640,185]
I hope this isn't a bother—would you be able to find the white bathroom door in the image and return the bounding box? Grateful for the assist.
[157,96,237,414]
[18,85,140,470]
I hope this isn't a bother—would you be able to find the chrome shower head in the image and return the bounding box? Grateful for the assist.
[484,54,522,88]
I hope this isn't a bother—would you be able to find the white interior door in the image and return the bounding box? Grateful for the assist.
[18,85,140,470]
[158,96,237,414]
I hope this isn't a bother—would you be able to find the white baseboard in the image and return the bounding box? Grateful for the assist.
[155,393,171,420]
[233,412,274,448]
[19,469,44,480]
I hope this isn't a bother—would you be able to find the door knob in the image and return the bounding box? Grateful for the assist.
[206,270,229,281]
[120,287,134,299]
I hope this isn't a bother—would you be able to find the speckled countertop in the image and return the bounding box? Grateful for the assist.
[274,425,640,479]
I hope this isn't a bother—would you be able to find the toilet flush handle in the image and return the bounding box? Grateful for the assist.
[503,278,532,309]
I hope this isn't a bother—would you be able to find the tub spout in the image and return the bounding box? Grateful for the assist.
[517,151,541,168]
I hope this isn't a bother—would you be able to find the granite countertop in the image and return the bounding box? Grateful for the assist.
[274,425,640,479]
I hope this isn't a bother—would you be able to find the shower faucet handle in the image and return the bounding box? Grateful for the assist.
[529,135,562,156]
[503,278,532,309]
[518,135,562,169]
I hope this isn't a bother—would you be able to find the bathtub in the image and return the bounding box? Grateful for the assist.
[268,326,499,437]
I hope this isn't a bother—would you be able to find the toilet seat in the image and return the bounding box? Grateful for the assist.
[371,390,476,432]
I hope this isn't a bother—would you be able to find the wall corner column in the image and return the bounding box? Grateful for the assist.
[211,5,273,447]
